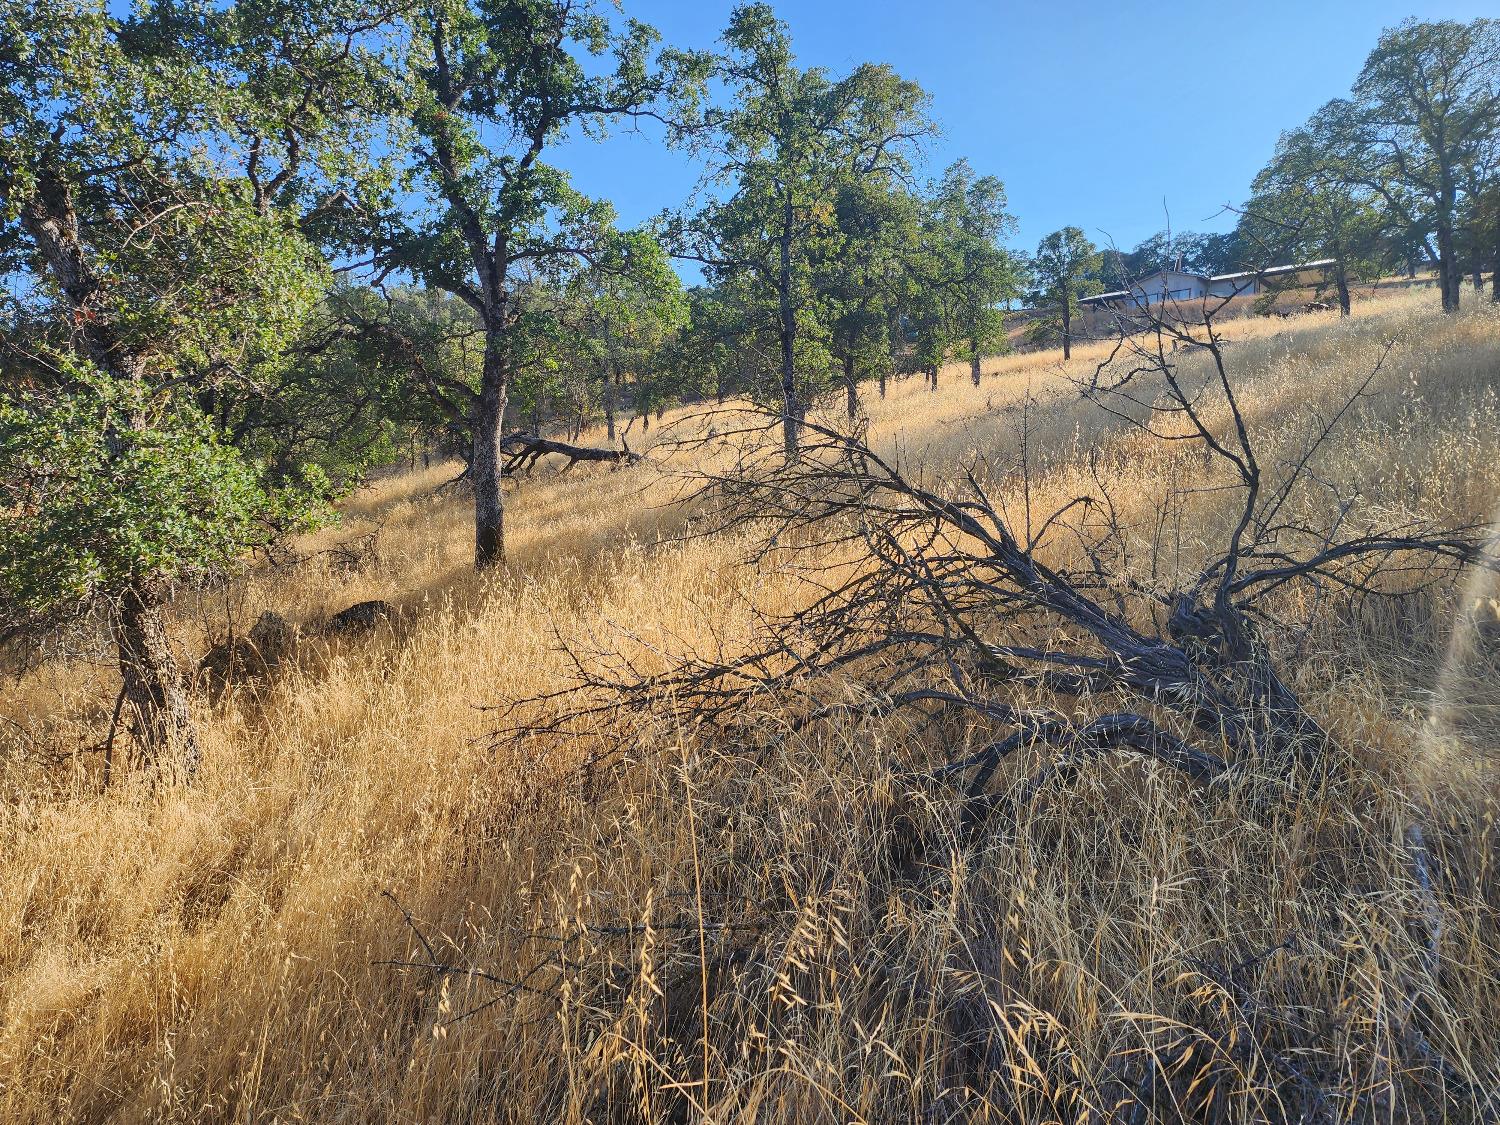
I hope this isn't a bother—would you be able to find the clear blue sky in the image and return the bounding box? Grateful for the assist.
[553,0,1496,257]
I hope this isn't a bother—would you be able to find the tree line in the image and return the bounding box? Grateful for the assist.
[0,2,1496,776]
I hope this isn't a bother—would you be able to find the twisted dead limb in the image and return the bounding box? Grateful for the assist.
[478,287,1500,1122]
[499,431,643,475]
[498,286,1497,828]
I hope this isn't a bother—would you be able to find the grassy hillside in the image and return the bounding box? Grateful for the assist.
[4,289,1500,1121]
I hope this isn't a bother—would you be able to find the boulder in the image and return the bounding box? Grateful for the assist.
[325,599,397,634]
[199,610,294,690]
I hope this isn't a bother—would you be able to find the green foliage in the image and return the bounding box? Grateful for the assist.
[0,0,389,643]
[924,160,1023,366]
[674,4,933,414]
[0,362,326,637]
[1028,227,1100,350]
[1242,104,1385,299]
[561,228,687,423]
[668,282,770,405]
[820,177,916,383]
[112,194,327,378]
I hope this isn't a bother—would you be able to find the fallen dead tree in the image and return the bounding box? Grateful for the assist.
[510,305,1492,811]
[499,431,643,475]
[484,293,1500,1117]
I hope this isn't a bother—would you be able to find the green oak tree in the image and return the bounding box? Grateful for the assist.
[1457,135,1500,299]
[0,0,388,776]
[928,160,1022,387]
[563,230,686,442]
[673,3,932,459]
[1030,227,1101,360]
[820,178,918,420]
[1350,18,1500,312]
[1243,104,1385,315]
[0,0,396,774]
[370,0,705,567]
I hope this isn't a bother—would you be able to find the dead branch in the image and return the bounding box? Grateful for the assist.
[499,431,644,475]
[497,294,1498,825]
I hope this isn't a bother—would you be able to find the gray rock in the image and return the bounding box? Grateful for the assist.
[199,610,294,690]
[325,599,397,634]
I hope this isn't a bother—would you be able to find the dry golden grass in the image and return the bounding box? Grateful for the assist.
[3,287,1500,1121]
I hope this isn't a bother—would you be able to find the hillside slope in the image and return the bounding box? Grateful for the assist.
[3,289,1500,1122]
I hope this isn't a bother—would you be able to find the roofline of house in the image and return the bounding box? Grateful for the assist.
[1207,258,1337,283]
[1078,259,1338,305]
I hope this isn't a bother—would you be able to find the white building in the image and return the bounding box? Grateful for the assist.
[1079,259,1335,310]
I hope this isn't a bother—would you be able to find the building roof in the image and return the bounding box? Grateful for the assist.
[1078,259,1337,305]
[1206,259,1336,283]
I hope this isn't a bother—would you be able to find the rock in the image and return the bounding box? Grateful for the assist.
[249,610,293,651]
[325,599,397,634]
[199,610,294,690]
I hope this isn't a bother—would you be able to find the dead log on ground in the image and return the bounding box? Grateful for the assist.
[500,432,643,475]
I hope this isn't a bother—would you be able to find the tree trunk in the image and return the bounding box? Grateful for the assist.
[500,432,643,472]
[1061,284,1073,360]
[778,194,799,462]
[604,366,617,442]
[1436,198,1460,313]
[1334,260,1351,317]
[878,370,887,398]
[1491,239,1500,302]
[114,582,200,780]
[472,340,507,569]
[970,339,981,387]
[843,354,858,423]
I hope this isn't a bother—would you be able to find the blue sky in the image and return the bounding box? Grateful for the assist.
[553,0,1496,257]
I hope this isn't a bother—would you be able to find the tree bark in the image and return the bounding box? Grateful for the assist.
[970,339,981,387]
[472,340,507,569]
[878,370,887,399]
[1436,192,1460,313]
[501,432,642,473]
[1334,260,1352,317]
[18,167,148,383]
[114,583,200,780]
[843,354,858,423]
[1061,282,1073,360]
[604,365,617,442]
[778,193,800,462]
